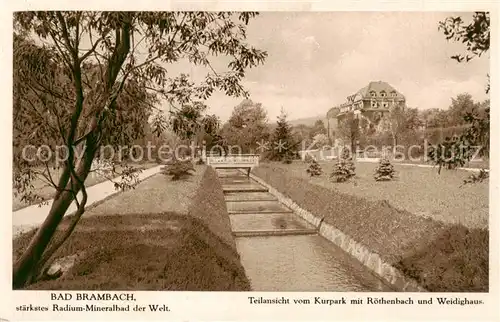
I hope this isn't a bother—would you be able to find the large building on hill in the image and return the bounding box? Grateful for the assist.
[326,81,406,141]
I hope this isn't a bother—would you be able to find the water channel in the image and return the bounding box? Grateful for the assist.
[218,169,393,292]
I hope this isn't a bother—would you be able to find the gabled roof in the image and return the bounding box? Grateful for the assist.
[357,81,405,99]
[327,81,406,119]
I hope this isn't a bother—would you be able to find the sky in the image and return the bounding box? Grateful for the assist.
[165,11,489,122]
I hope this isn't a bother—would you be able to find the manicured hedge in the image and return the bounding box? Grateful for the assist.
[188,166,236,249]
[252,163,488,292]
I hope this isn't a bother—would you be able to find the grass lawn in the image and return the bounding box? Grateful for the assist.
[301,149,490,169]
[13,165,250,291]
[274,160,488,229]
[12,162,158,211]
[394,158,489,169]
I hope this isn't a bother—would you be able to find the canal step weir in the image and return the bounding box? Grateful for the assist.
[219,169,317,237]
[217,168,393,292]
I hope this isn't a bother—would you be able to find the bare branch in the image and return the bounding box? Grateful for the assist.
[79,38,103,63]
[88,31,105,81]
[56,12,76,58]
[75,12,82,48]
[48,31,73,71]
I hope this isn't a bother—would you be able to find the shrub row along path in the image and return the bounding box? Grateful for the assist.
[12,166,163,237]
[217,168,393,292]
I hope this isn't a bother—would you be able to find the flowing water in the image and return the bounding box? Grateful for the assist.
[218,169,393,292]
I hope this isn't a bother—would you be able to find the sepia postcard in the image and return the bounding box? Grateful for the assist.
[1,0,499,321]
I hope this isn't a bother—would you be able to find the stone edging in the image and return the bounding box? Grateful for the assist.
[248,172,427,292]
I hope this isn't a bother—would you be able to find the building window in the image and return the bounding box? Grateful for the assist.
[371,100,377,108]
[391,91,397,97]
[380,91,386,97]
[370,91,376,97]
[382,102,389,108]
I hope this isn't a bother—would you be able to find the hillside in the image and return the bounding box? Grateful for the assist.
[288,115,326,127]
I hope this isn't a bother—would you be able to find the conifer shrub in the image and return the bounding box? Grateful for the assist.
[330,148,355,182]
[374,158,396,181]
[304,153,315,164]
[306,159,323,177]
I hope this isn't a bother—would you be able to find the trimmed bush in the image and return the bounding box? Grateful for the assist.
[161,159,195,180]
[188,166,237,249]
[17,214,250,291]
[14,166,250,291]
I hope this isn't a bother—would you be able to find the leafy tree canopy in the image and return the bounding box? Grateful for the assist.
[220,99,270,153]
[439,12,490,64]
[12,11,266,288]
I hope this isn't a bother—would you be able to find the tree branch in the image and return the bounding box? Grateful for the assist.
[79,38,103,63]
[56,12,76,57]
[48,31,73,72]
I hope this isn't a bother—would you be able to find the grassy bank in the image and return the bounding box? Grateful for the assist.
[252,163,488,292]
[13,166,250,291]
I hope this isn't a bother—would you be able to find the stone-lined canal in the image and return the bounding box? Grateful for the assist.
[217,169,393,292]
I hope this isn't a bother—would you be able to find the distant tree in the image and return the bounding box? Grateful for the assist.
[12,11,266,288]
[268,108,297,163]
[447,93,477,126]
[385,105,424,154]
[311,119,327,136]
[421,108,449,129]
[292,123,314,148]
[404,107,424,131]
[388,106,406,154]
[311,133,329,149]
[337,112,360,154]
[220,99,270,154]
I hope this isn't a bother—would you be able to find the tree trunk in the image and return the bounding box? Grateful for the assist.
[13,16,133,289]
[13,140,97,288]
[392,134,397,157]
